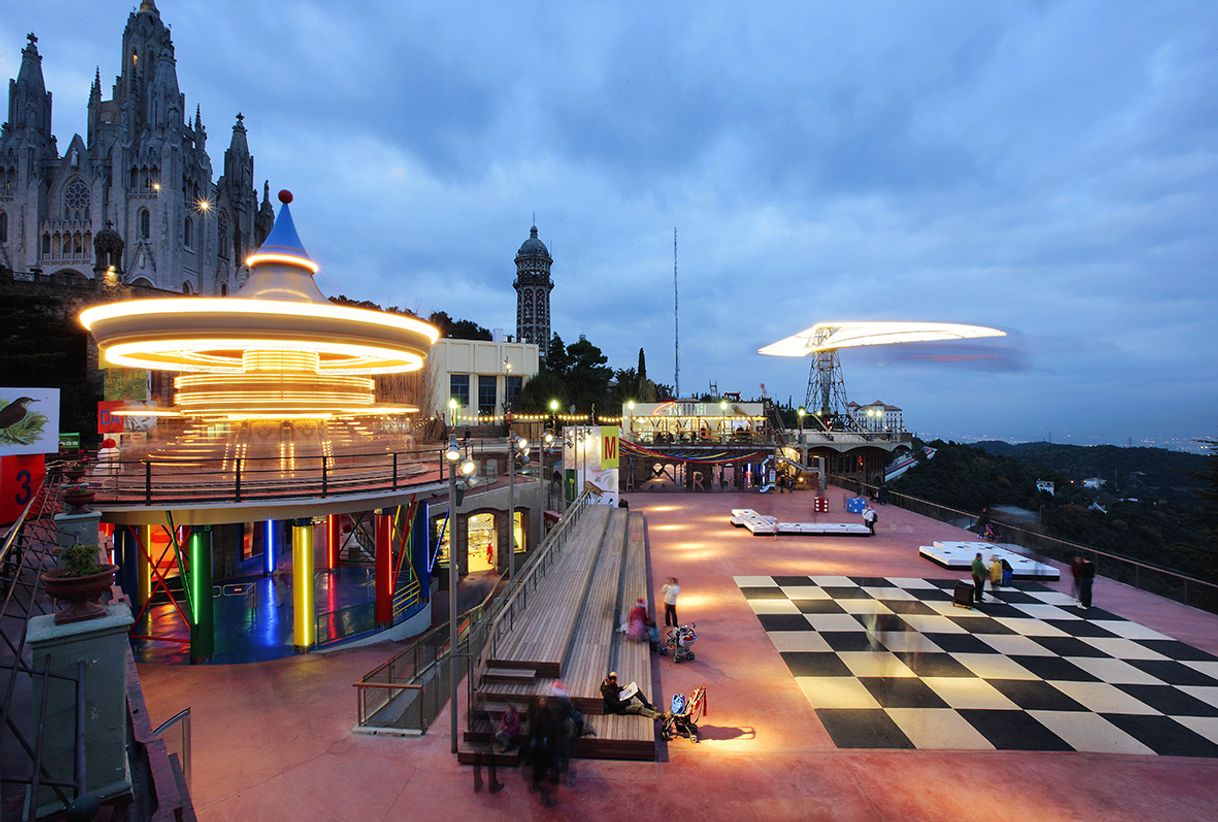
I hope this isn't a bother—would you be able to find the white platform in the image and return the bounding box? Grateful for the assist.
[919,540,1060,580]
[730,509,871,537]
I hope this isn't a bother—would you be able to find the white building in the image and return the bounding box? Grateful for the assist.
[847,400,904,433]
[426,339,539,420]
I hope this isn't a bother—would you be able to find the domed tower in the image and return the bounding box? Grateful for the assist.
[513,224,554,359]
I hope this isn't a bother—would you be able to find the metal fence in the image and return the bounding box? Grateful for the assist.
[832,475,1218,615]
[352,492,592,736]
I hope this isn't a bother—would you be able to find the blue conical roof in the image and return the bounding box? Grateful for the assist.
[256,200,313,262]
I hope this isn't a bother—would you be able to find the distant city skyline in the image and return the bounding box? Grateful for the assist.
[3,1,1215,445]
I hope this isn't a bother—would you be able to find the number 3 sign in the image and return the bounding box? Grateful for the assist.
[0,454,45,525]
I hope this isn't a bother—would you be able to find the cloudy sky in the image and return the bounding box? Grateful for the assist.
[4,1,1216,446]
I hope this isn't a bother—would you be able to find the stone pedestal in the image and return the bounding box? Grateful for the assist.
[54,509,102,549]
[26,604,134,816]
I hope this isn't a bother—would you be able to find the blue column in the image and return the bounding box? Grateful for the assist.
[115,525,139,603]
[411,500,431,599]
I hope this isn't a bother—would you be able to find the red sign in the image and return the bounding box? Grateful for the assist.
[98,400,124,434]
[0,454,46,525]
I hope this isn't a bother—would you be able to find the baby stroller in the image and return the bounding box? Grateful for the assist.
[661,685,707,743]
[658,623,698,663]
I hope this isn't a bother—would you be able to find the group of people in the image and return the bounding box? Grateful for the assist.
[970,552,1015,603]
[1070,556,1097,608]
[492,681,596,804]
[625,577,681,649]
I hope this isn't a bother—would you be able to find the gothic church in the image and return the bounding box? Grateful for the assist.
[0,1,271,293]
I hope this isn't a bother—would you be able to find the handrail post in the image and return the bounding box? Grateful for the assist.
[144,459,152,505]
[393,452,399,490]
[322,456,329,497]
[234,457,242,502]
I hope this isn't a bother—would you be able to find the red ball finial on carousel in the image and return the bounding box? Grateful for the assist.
[278,189,293,204]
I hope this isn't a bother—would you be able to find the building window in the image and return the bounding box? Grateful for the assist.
[217,211,229,258]
[449,374,470,411]
[42,233,50,255]
[506,375,523,410]
[433,516,451,567]
[138,208,150,239]
[183,216,193,249]
[63,179,89,221]
[513,511,526,554]
[468,513,496,572]
[478,375,497,415]
[0,211,6,243]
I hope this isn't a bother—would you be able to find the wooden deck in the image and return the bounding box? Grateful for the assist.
[459,506,657,763]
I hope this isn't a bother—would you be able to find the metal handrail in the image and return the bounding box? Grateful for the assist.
[830,474,1218,612]
[152,707,192,792]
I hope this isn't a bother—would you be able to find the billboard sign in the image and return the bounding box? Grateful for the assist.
[0,387,61,457]
[98,400,125,434]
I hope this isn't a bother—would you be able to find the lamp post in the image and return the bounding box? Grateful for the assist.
[507,433,528,579]
[445,436,475,754]
[797,406,806,442]
[540,429,555,515]
[720,398,729,443]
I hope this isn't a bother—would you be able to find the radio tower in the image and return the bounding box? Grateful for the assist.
[673,227,680,399]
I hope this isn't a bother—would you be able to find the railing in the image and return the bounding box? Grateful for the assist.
[87,446,448,506]
[352,492,592,735]
[316,601,377,648]
[831,475,1218,615]
[151,707,192,793]
[1,472,93,817]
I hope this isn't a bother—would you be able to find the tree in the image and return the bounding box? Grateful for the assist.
[516,370,568,413]
[637,348,647,383]
[427,310,491,341]
[565,336,613,412]
[546,334,571,376]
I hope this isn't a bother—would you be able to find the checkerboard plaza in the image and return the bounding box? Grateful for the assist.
[735,575,1218,756]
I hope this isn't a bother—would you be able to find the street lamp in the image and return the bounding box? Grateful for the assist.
[797,406,806,442]
[541,429,555,513]
[444,435,463,754]
[507,433,528,579]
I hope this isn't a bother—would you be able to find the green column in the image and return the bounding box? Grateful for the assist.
[189,526,214,663]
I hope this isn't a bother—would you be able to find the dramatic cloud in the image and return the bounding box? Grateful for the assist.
[4,0,1215,445]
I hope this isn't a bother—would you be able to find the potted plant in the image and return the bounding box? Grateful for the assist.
[61,481,96,512]
[40,543,117,624]
[61,460,87,481]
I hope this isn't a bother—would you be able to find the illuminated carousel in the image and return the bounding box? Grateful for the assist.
[81,191,441,501]
[79,192,449,662]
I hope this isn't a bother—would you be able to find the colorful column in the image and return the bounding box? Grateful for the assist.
[189,526,214,663]
[411,501,431,600]
[292,519,315,651]
[374,510,394,626]
[137,524,153,608]
[115,526,139,603]
[326,514,341,570]
[263,519,277,576]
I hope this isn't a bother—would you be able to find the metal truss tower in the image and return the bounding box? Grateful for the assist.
[803,326,856,430]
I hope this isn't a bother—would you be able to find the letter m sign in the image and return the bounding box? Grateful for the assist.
[600,426,619,468]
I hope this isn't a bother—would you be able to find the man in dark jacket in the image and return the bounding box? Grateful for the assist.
[1078,559,1096,609]
[601,672,660,718]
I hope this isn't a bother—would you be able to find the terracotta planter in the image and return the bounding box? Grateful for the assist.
[62,486,96,512]
[40,565,118,624]
[62,467,86,481]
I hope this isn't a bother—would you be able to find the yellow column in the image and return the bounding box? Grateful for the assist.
[137,524,153,607]
[292,520,315,651]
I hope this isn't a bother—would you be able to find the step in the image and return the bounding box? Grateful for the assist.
[486,659,560,678]
[481,667,537,685]
[456,734,656,764]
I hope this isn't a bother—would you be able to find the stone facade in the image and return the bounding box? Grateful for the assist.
[513,225,554,359]
[0,1,273,293]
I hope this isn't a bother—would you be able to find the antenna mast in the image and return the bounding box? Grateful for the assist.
[674,227,680,398]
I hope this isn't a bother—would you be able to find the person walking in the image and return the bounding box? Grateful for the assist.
[989,555,1003,594]
[1070,556,1084,601]
[971,552,987,604]
[862,504,878,535]
[662,577,681,627]
[1078,558,1096,609]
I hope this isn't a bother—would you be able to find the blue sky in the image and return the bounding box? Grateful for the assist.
[4,1,1216,445]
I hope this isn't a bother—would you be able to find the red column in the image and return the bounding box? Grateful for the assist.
[374,511,394,626]
[326,514,341,570]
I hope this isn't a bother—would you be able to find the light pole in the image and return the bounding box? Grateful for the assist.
[720,398,729,443]
[507,433,527,579]
[446,435,475,754]
[540,428,555,516]
[797,406,806,442]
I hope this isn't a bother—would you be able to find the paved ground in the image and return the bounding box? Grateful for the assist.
[136,490,1218,820]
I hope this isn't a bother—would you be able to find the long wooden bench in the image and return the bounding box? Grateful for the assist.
[460,507,658,762]
[487,505,612,675]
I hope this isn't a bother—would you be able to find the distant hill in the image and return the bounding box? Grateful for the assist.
[892,440,1217,582]
[971,441,1207,492]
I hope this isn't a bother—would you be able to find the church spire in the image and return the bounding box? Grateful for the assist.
[3,33,55,156]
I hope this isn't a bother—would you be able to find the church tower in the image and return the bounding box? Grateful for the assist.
[513,224,554,359]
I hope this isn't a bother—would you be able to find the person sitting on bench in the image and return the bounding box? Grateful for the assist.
[601,671,660,719]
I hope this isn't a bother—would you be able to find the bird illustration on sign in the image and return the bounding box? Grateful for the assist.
[0,397,47,445]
